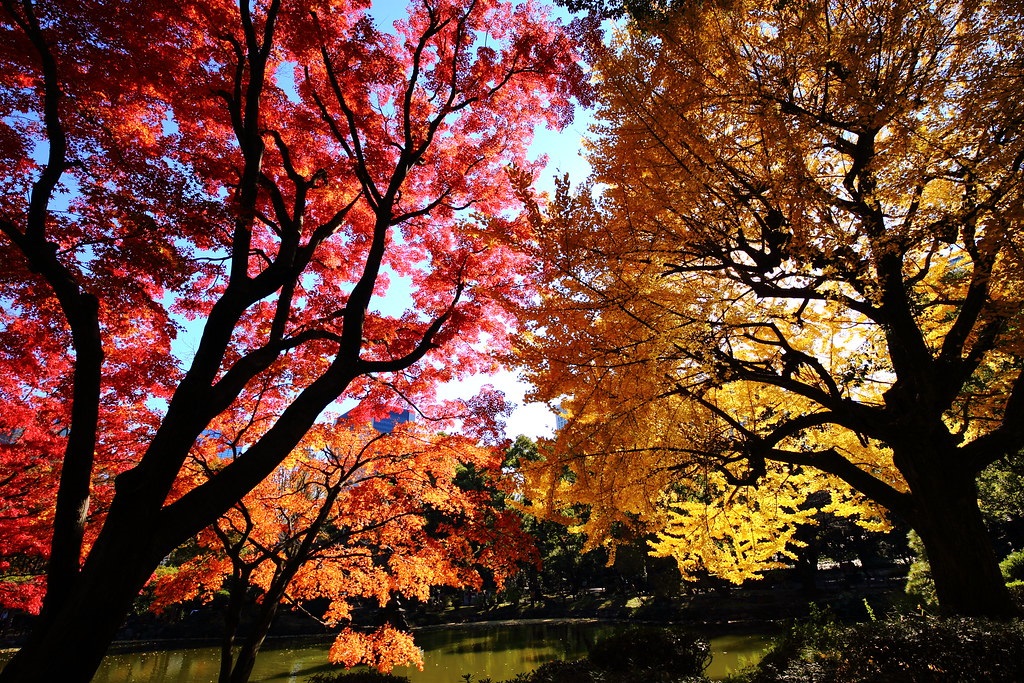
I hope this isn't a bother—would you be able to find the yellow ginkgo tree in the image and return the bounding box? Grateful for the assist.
[513,0,1024,617]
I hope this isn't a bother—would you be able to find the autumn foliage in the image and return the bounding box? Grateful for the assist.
[515,0,1024,617]
[150,416,529,679]
[0,0,585,680]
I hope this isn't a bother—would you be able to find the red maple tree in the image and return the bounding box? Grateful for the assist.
[151,413,530,683]
[0,1,586,680]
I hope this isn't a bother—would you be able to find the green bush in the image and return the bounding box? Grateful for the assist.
[1008,581,1024,610]
[728,616,1024,683]
[904,531,937,610]
[523,659,601,683]
[307,671,412,683]
[1000,550,1024,582]
[587,625,710,677]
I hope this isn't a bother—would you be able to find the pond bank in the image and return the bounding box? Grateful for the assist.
[434,570,905,632]
[0,567,905,652]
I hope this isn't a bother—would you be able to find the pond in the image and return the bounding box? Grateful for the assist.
[3,621,773,682]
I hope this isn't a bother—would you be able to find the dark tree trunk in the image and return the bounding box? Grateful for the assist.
[913,485,1015,618]
[794,545,820,595]
[219,570,251,683]
[228,588,284,683]
[0,511,165,683]
[898,446,1018,619]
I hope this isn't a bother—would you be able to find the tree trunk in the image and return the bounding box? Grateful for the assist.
[228,591,283,683]
[0,515,165,683]
[902,453,1018,618]
[219,570,251,683]
[914,493,1015,618]
[794,544,820,595]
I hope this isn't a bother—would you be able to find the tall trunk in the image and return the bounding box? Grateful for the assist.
[899,447,1018,619]
[228,584,285,683]
[0,513,164,683]
[219,569,251,683]
[913,485,1015,618]
[42,292,103,621]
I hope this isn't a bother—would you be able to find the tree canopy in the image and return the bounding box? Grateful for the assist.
[513,0,1024,617]
[153,418,527,681]
[0,1,586,680]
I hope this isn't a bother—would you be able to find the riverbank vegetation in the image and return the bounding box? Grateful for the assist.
[731,614,1024,683]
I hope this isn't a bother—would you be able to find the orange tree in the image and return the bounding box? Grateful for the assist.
[152,414,527,683]
[513,0,1024,617]
[0,0,586,680]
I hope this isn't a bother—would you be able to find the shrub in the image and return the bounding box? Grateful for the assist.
[307,671,412,683]
[904,531,937,610]
[525,659,601,683]
[728,605,841,682]
[1000,550,1024,583]
[1008,580,1024,609]
[729,616,1024,683]
[587,625,710,677]
[491,658,708,683]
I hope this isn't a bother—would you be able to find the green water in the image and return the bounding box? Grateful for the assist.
[6,621,772,682]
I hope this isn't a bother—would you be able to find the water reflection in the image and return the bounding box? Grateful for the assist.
[2,621,772,683]
[394,622,617,682]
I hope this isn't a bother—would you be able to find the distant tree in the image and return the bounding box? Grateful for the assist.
[502,437,613,600]
[787,492,910,593]
[513,0,1024,617]
[153,419,526,682]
